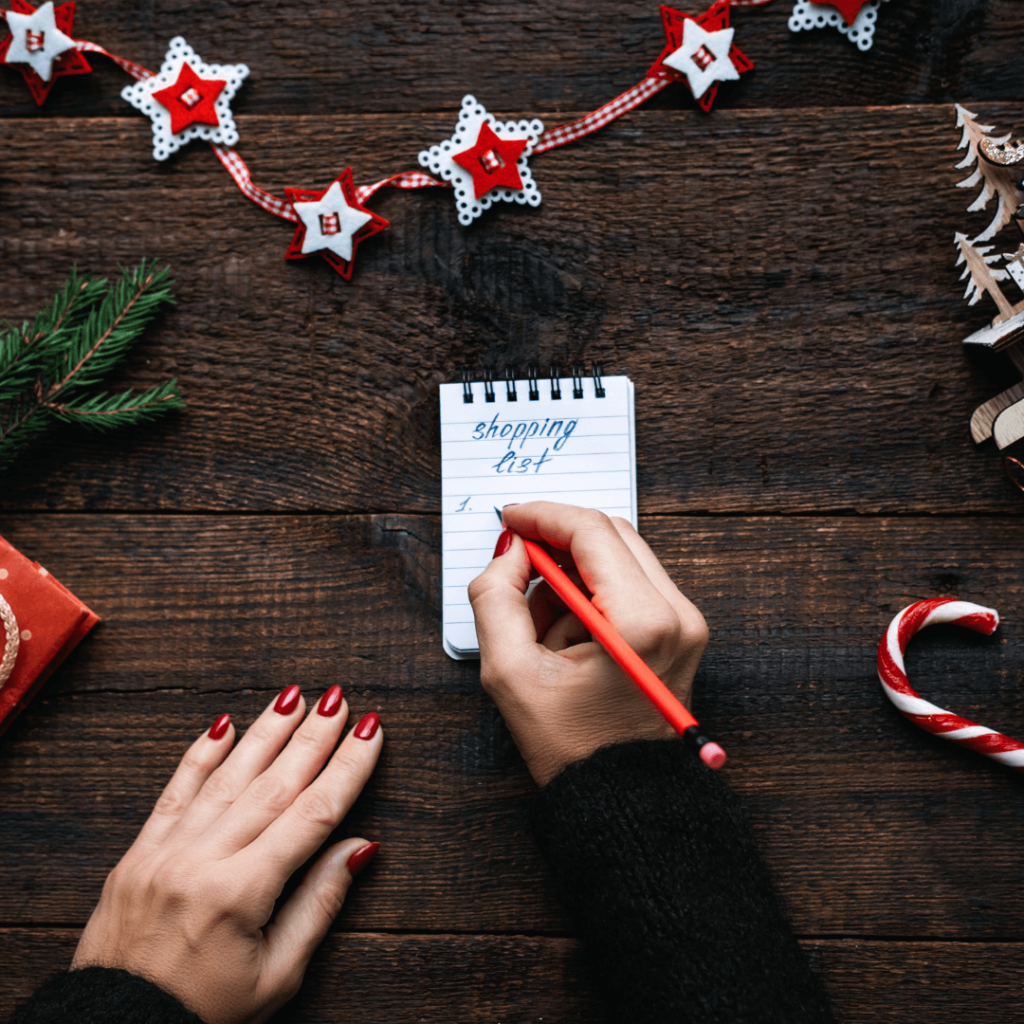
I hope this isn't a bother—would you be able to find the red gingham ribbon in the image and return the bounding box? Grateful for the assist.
[534,76,670,154]
[355,171,448,204]
[74,40,153,80]
[877,598,1024,770]
[210,144,300,222]
[212,147,447,223]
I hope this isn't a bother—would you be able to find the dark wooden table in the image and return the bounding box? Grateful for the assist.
[3,1,1024,1019]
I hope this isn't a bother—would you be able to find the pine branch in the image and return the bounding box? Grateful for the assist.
[46,379,186,432]
[0,269,106,407]
[0,408,51,474]
[45,260,176,401]
[0,262,184,473]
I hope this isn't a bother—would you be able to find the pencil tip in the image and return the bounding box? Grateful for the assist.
[494,506,503,522]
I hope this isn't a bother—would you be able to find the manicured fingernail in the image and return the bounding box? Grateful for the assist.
[317,685,343,717]
[274,684,301,716]
[354,712,380,740]
[493,528,513,558]
[347,841,380,876]
[207,713,231,740]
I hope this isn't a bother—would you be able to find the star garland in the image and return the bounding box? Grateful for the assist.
[0,0,890,281]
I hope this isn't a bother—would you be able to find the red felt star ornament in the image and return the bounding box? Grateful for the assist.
[151,61,226,136]
[283,168,390,280]
[0,0,91,107]
[824,0,870,26]
[452,122,529,201]
[647,1,753,113]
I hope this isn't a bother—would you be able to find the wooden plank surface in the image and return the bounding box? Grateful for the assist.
[2,514,1024,940]
[4,0,1024,1019]
[1,0,1021,119]
[3,104,1024,512]
[3,930,1023,1023]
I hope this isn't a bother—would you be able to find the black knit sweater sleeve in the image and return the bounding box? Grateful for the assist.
[529,739,835,1024]
[5,967,201,1024]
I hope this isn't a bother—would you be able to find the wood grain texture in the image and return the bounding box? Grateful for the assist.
[3,0,1024,1017]
[4,105,1024,512]
[0,0,1020,118]
[2,514,1024,938]
[2,930,1023,1023]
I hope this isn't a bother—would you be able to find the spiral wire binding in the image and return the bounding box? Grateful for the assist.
[455,363,607,403]
[571,363,585,399]
[550,364,562,400]
[0,594,20,689]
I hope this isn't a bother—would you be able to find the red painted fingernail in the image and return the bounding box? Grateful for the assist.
[347,841,379,876]
[493,528,513,558]
[317,685,343,717]
[274,684,301,716]
[207,713,231,740]
[354,712,380,740]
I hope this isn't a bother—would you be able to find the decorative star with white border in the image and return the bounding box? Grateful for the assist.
[284,169,389,280]
[452,122,529,200]
[121,37,248,161]
[826,0,871,26]
[418,95,544,226]
[0,0,91,106]
[648,2,753,112]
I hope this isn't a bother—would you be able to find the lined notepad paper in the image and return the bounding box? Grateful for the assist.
[440,374,636,659]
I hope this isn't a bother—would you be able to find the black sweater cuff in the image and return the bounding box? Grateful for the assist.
[5,967,201,1024]
[529,739,834,1024]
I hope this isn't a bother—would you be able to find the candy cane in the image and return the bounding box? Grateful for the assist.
[877,597,1024,769]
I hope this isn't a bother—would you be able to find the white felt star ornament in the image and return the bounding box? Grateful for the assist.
[4,1,75,82]
[662,19,737,99]
[292,181,373,261]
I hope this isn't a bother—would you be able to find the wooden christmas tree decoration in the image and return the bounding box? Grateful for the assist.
[949,106,1024,449]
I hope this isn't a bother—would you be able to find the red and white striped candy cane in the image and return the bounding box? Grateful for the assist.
[877,597,1024,769]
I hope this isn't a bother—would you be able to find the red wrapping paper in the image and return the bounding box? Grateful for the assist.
[0,535,100,736]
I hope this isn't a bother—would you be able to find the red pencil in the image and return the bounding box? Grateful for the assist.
[497,510,727,770]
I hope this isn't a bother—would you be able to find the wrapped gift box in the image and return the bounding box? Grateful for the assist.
[0,535,100,736]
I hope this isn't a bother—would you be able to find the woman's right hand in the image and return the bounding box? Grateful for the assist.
[468,502,709,785]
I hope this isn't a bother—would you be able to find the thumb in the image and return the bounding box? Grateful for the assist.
[468,530,544,682]
[263,837,379,986]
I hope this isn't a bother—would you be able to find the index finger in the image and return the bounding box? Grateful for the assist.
[501,502,679,653]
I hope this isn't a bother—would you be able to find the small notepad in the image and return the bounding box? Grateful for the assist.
[440,373,636,659]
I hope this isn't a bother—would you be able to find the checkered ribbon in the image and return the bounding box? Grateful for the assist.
[74,40,153,80]
[877,597,1024,771]
[210,144,300,222]
[212,147,448,222]
[534,76,670,154]
[355,171,448,204]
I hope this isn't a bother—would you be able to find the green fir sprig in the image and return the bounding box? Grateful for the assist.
[0,261,185,472]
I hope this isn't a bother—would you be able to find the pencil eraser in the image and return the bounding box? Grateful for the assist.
[699,742,727,770]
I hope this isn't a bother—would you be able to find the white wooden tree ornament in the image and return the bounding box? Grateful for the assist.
[950,107,1024,452]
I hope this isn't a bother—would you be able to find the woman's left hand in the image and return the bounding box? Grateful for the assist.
[72,685,383,1024]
